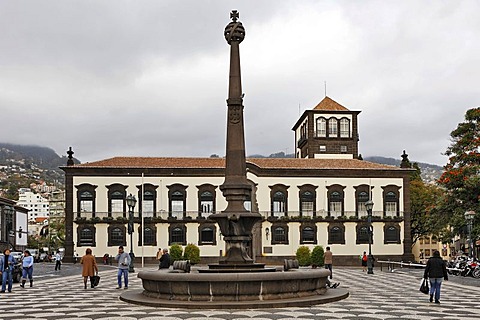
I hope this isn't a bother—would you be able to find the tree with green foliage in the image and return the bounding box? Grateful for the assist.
[295,246,311,266]
[169,244,183,263]
[437,107,480,242]
[183,243,200,264]
[311,245,324,267]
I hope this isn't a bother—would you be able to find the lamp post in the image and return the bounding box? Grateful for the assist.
[465,211,475,258]
[365,200,374,274]
[126,194,137,273]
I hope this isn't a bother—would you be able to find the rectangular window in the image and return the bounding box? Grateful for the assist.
[340,145,347,153]
[171,200,184,219]
[319,145,326,152]
[425,249,431,256]
[329,201,342,217]
[340,119,350,137]
[357,202,367,218]
[111,199,123,213]
[301,201,314,217]
[143,200,154,217]
[273,201,285,217]
[80,201,93,213]
[200,201,214,217]
[385,202,397,217]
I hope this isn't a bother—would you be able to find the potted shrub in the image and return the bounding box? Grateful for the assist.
[295,246,311,267]
[311,245,325,268]
[183,243,201,264]
[169,244,183,264]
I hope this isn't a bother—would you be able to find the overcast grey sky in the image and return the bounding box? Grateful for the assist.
[1,1,478,166]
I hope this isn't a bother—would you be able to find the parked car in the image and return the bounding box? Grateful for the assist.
[27,248,40,262]
[10,251,23,262]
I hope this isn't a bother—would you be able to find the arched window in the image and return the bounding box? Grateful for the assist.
[200,191,214,216]
[143,190,155,217]
[328,118,338,137]
[384,225,400,244]
[108,225,126,247]
[340,118,350,137]
[199,224,217,245]
[273,226,287,243]
[382,185,400,217]
[77,226,95,247]
[139,226,156,246]
[76,184,97,218]
[169,224,187,245]
[300,226,316,244]
[356,225,370,244]
[168,184,187,219]
[316,118,326,137]
[271,223,289,244]
[80,191,93,213]
[385,192,397,216]
[357,191,369,218]
[107,184,127,218]
[329,191,343,217]
[328,225,345,244]
[273,191,286,217]
[300,191,315,217]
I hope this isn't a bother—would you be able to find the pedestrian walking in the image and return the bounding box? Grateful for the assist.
[80,248,99,289]
[324,247,340,288]
[20,250,34,288]
[159,248,170,269]
[54,251,62,271]
[115,246,131,289]
[0,249,16,293]
[424,250,448,304]
[156,248,162,269]
[361,251,368,272]
[324,246,333,279]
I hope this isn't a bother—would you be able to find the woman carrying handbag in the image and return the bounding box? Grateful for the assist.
[423,250,448,303]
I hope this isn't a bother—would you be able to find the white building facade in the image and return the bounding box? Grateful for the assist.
[17,188,50,221]
[62,97,414,265]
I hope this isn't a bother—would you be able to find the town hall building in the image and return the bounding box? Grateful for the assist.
[62,96,413,265]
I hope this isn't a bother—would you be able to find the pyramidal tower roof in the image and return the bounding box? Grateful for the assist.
[313,96,350,111]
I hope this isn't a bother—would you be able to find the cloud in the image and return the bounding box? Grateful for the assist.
[1,0,478,166]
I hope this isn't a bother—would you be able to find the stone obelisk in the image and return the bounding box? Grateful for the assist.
[210,11,262,265]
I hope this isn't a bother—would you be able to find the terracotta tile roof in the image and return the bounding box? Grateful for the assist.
[313,96,350,111]
[75,157,401,171]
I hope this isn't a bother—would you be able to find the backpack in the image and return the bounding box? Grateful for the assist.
[362,254,368,262]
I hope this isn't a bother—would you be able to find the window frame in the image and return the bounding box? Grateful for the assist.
[269,184,289,217]
[168,184,188,219]
[299,223,317,244]
[198,223,217,246]
[168,223,187,245]
[75,184,97,218]
[107,224,126,247]
[328,223,345,245]
[137,224,157,246]
[315,117,327,137]
[107,184,127,218]
[77,225,96,247]
[271,222,289,245]
[197,184,217,218]
[137,183,158,218]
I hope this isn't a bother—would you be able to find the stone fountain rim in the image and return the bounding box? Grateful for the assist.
[138,268,331,282]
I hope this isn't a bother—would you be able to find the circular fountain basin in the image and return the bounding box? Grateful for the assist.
[120,268,348,309]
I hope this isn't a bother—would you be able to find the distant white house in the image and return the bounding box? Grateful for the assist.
[17,188,50,221]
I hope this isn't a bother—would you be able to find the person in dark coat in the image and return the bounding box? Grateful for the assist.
[159,248,170,269]
[424,250,448,303]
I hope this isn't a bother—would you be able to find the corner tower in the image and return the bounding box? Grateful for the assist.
[292,96,361,159]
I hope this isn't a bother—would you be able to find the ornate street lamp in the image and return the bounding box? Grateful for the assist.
[126,194,137,273]
[365,200,374,274]
[464,211,476,258]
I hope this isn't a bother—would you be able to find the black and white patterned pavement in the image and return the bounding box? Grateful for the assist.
[1,265,479,319]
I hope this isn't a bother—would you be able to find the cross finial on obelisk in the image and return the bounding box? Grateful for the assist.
[230,10,239,22]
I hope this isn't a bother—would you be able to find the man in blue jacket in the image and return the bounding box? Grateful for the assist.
[0,249,16,293]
